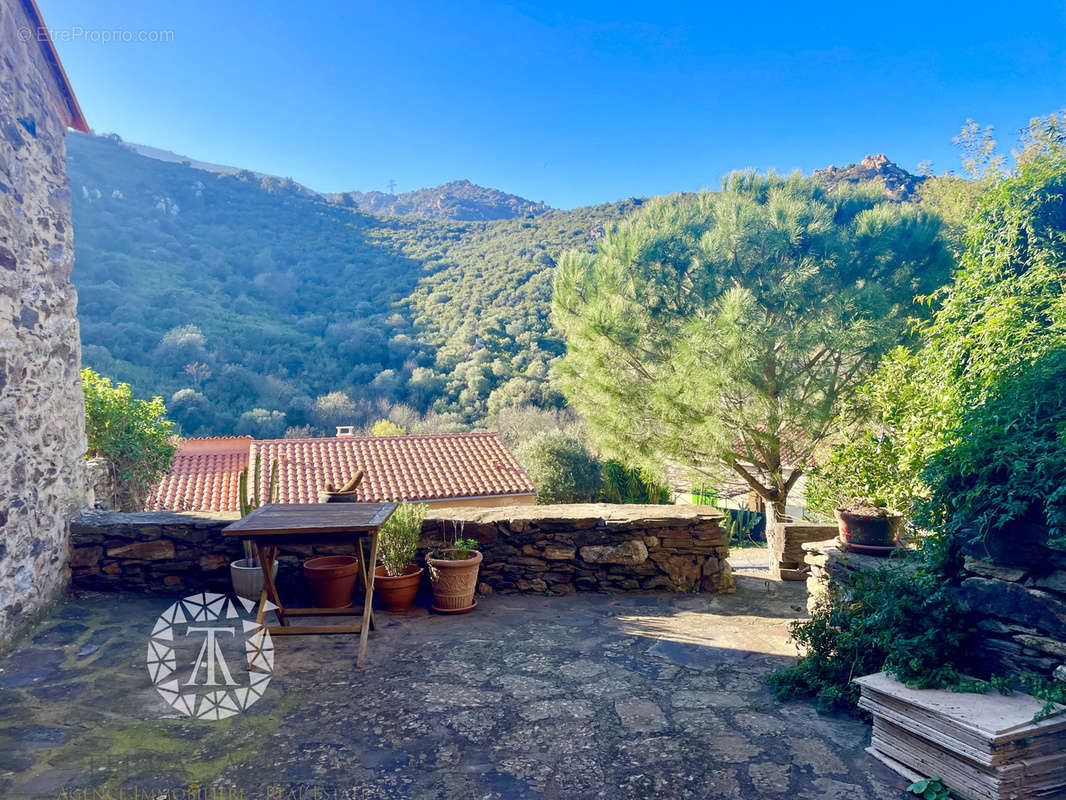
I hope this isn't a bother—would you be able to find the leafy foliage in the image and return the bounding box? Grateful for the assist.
[767,542,973,712]
[371,419,407,436]
[807,114,1066,549]
[378,501,426,576]
[907,777,953,800]
[81,367,176,498]
[514,431,603,504]
[601,460,670,504]
[553,172,953,520]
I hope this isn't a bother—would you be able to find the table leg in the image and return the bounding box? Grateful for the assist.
[255,542,287,626]
[356,530,379,668]
[355,536,376,632]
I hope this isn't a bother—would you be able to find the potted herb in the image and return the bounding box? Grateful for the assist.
[426,521,482,613]
[834,498,903,555]
[230,453,280,600]
[374,501,426,612]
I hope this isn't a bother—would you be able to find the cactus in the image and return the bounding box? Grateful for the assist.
[237,451,280,564]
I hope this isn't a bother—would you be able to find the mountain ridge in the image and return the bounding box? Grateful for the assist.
[66,132,927,438]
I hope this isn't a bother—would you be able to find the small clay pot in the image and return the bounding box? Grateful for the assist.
[303,555,360,608]
[834,508,903,554]
[426,550,482,613]
[373,564,423,612]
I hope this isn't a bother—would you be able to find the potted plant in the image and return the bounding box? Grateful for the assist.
[426,521,482,614]
[834,498,903,555]
[230,453,280,600]
[374,500,427,612]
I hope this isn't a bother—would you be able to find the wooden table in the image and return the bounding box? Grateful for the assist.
[222,502,396,667]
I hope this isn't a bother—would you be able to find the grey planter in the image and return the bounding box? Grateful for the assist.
[230,558,279,602]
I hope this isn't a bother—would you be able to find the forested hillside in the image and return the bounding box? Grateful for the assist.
[67,133,634,436]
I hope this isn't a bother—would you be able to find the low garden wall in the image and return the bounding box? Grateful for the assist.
[804,530,1066,683]
[69,504,733,599]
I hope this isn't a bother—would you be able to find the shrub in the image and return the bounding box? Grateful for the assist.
[371,419,406,436]
[82,367,176,501]
[378,501,426,576]
[601,459,670,504]
[767,540,973,712]
[515,431,602,504]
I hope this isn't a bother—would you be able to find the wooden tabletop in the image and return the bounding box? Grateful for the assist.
[222,503,397,537]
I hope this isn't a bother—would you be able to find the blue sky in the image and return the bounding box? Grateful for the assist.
[40,0,1066,208]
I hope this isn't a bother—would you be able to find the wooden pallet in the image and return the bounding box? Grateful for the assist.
[854,672,1066,800]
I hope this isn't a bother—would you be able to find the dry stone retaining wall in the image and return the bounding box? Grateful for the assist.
[0,0,87,646]
[804,527,1066,683]
[69,504,734,597]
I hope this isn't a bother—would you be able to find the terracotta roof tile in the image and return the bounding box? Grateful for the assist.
[145,436,252,512]
[146,432,535,511]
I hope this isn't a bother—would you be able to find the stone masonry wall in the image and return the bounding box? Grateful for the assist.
[804,527,1066,684]
[69,504,734,598]
[0,0,87,646]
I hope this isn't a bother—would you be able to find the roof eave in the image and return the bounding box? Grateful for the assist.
[21,0,89,133]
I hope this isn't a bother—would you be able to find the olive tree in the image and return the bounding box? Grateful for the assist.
[552,172,953,523]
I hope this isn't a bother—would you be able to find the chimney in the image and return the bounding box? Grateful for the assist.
[336,426,355,438]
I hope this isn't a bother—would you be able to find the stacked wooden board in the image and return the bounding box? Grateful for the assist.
[855,672,1066,800]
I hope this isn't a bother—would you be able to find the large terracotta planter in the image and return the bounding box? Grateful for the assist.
[426,550,482,613]
[303,555,360,608]
[835,508,903,555]
[374,564,422,612]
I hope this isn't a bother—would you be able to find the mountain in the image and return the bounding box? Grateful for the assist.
[102,135,550,222]
[813,154,926,200]
[330,179,552,221]
[67,134,924,439]
[66,132,633,437]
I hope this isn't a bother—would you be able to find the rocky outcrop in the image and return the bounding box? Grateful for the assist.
[0,0,88,646]
[69,504,735,597]
[813,154,926,201]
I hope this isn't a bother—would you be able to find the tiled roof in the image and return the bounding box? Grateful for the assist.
[145,437,252,512]
[146,432,535,511]
[251,432,536,504]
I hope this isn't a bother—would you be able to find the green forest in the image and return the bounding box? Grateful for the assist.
[68,132,638,437]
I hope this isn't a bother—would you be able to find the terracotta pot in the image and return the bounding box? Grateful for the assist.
[426,550,482,613]
[374,564,423,612]
[230,558,279,602]
[303,555,360,608]
[834,508,903,554]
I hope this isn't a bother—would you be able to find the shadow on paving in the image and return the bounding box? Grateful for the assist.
[0,575,910,800]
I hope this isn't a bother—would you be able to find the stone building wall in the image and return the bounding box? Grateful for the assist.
[0,0,88,646]
[69,504,734,598]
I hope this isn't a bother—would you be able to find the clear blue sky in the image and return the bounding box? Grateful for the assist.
[40,0,1066,209]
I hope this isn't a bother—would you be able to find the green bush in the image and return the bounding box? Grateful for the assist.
[82,367,177,498]
[919,350,1066,549]
[767,541,973,712]
[515,431,602,504]
[806,114,1066,551]
[378,501,426,576]
[600,460,670,504]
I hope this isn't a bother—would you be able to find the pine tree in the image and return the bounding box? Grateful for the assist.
[552,172,953,522]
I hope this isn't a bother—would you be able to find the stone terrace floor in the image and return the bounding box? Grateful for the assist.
[0,555,910,799]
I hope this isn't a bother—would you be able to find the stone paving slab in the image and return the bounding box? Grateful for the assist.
[0,575,910,799]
